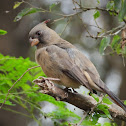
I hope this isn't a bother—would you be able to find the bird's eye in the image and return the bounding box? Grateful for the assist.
[36,31,41,36]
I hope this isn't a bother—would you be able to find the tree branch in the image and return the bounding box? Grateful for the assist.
[33,78,126,122]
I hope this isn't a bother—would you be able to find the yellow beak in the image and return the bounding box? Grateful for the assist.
[29,38,39,46]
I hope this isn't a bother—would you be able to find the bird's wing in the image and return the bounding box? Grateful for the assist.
[66,47,101,85]
[45,44,93,91]
[54,42,100,85]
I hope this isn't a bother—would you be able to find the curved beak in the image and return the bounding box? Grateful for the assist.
[29,37,39,46]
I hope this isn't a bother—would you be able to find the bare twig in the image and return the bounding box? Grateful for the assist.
[94,19,103,30]
[76,111,89,126]
[86,24,126,39]
[72,0,93,37]
[74,6,118,15]
[59,17,72,36]
[51,17,65,24]
[0,65,40,109]
[23,0,83,18]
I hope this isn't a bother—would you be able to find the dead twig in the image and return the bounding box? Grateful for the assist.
[76,111,89,126]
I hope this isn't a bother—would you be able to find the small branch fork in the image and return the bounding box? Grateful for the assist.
[33,77,126,122]
[0,65,40,109]
[71,0,126,39]
[22,0,126,39]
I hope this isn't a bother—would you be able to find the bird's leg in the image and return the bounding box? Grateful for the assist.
[64,87,78,93]
[89,91,92,96]
[64,87,72,92]
[89,89,97,96]
[93,89,97,94]
[72,88,78,93]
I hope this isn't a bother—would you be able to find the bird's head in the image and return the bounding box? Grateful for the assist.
[29,20,60,47]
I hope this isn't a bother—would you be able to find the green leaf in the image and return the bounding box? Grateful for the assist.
[0,29,7,35]
[102,97,112,105]
[81,114,101,126]
[106,1,114,11]
[122,46,126,55]
[91,113,100,124]
[115,44,121,54]
[118,0,126,21]
[106,1,115,15]
[91,94,99,102]
[111,35,121,48]
[96,124,102,126]
[49,3,56,11]
[124,100,126,105]
[103,122,111,126]
[97,0,100,4]
[97,104,112,119]
[13,1,23,9]
[114,0,121,11]
[14,8,43,22]
[48,108,80,120]
[93,10,100,19]
[0,99,15,106]
[99,37,110,55]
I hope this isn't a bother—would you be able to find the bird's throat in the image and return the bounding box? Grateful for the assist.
[36,43,44,49]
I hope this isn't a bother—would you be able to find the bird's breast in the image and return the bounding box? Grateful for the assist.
[35,47,55,77]
[35,47,80,88]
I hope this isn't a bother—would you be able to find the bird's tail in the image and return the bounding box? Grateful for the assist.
[104,88,126,112]
[98,80,126,112]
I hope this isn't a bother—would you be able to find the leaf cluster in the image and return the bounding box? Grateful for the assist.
[95,0,126,56]
[0,54,117,125]
[0,54,79,125]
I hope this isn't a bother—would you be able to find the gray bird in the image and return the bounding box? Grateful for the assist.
[29,20,126,112]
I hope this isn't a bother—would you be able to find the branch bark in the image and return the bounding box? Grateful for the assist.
[33,78,126,122]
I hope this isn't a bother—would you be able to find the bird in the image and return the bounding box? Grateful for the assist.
[29,20,126,112]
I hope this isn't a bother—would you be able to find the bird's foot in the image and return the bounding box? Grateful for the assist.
[93,89,97,94]
[64,87,72,92]
[64,87,78,93]
[89,89,97,96]
[72,88,78,93]
[89,91,92,96]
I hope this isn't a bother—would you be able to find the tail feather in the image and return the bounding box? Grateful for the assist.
[104,89,126,112]
[98,80,126,112]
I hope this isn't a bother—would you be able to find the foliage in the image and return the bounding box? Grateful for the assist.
[0,54,116,125]
[99,37,111,55]
[14,8,43,22]
[0,29,7,35]
[0,54,79,125]
[13,1,23,9]
[99,0,126,57]
[93,10,100,20]
[13,0,126,58]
